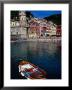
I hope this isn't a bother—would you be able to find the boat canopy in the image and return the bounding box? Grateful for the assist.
[20,64,33,69]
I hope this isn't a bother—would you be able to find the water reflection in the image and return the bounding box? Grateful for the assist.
[11,41,61,79]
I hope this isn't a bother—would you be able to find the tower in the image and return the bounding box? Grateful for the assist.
[19,11,27,27]
[19,11,27,39]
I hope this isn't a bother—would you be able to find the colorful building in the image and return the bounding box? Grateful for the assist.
[56,25,61,37]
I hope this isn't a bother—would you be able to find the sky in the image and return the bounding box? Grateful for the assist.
[30,11,61,19]
[11,11,61,19]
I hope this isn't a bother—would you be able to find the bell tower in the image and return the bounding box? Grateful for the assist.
[19,11,27,27]
[19,11,27,39]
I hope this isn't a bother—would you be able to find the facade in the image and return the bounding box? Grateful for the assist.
[11,11,28,40]
[56,25,61,37]
[28,18,40,38]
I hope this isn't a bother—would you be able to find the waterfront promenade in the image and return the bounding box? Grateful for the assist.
[11,37,61,43]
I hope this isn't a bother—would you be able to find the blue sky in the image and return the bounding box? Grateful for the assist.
[30,11,61,19]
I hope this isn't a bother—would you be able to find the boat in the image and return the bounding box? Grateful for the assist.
[18,60,46,79]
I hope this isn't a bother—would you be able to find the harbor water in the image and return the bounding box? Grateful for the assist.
[11,40,61,79]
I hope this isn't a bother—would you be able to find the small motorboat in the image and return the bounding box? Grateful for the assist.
[18,60,46,79]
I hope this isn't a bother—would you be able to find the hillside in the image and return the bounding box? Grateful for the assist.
[44,14,61,25]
